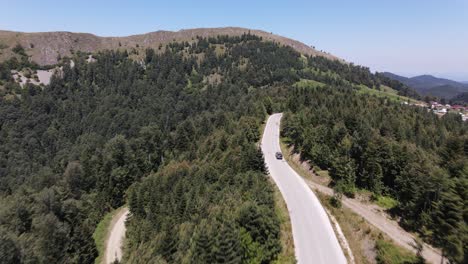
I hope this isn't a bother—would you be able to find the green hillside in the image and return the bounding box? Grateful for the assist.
[0,33,465,263]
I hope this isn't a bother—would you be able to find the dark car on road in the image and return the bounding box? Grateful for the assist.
[275,152,283,160]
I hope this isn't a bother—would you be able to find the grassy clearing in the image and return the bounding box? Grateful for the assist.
[93,207,124,264]
[315,169,330,179]
[301,67,341,80]
[356,84,421,104]
[293,79,326,88]
[380,85,398,94]
[353,189,399,210]
[375,239,420,264]
[296,68,424,106]
[373,195,399,210]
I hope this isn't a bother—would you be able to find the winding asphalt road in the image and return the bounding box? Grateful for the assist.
[261,113,347,264]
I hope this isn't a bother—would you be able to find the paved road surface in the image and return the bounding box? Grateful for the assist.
[261,113,347,264]
[105,208,129,264]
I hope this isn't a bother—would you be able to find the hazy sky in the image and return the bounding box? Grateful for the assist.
[1,0,467,81]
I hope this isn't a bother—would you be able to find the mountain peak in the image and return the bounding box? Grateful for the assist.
[0,27,341,65]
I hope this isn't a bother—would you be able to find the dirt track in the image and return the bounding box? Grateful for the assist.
[305,178,446,264]
[105,208,129,264]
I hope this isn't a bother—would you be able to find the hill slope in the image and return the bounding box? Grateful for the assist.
[0,27,339,65]
[0,31,465,264]
[452,92,468,104]
[383,72,468,100]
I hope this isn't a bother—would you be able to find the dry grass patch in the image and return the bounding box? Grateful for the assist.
[318,192,377,263]
[317,192,419,264]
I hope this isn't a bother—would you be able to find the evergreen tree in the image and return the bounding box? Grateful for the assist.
[215,224,242,264]
[432,188,465,263]
[0,229,21,264]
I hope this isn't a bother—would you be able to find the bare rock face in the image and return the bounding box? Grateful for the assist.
[0,27,340,65]
[11,68,56,87]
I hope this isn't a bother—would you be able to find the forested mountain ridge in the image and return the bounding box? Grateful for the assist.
[0,31,465,263]
[0,27,339,65]
[0,33,304,264]
[382,72,468,101]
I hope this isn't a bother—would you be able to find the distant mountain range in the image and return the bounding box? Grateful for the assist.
[382,72,468,102]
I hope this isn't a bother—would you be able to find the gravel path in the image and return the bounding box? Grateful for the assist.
[105,208,129,264]
[306,180,446,264]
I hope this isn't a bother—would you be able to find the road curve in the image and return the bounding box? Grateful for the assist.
[105,208,129,264]
[261,113,347,264]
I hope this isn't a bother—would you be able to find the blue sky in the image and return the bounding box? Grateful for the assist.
[1,0,467,81]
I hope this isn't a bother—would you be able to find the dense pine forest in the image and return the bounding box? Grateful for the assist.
[282,88,467,263]
[0,33,466,263]
[0,34,295,263]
